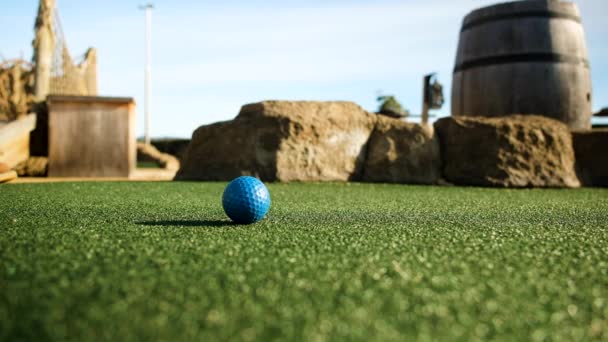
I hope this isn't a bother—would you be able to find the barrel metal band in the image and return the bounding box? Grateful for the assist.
[461,11,581,32]
[454,53,590,72]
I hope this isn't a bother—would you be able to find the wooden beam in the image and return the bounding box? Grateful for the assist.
[0,114,36,146]
[0,171,18,183]
[47,95,134,105]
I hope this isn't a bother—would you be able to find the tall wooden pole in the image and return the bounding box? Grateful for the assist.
[33,0,55,101]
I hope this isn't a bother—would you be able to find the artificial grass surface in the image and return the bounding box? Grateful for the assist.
[1,182,607,341]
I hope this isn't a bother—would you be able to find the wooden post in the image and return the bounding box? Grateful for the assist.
[82,48,98,95]
[33,0,55,101]
[421,74,431,126]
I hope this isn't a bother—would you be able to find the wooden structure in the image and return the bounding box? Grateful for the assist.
[48,96,135,177]
[451,0,592,130]
[421,73,444,126]
[34,0,98,101]
[0,114,37,167]
[0,170,17,183]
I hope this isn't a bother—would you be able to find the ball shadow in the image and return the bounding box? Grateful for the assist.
[136,220,236,227]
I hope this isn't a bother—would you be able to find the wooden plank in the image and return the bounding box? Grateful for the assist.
[0,171,18,183]
[48,95,134,105]
[8,168,175,183]
[0,114,36,146]
[0,134,30,168]
[0,114,36,167]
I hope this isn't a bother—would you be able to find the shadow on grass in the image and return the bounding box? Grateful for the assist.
[136,220,236,227]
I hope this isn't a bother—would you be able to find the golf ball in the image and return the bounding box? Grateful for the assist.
[222,176,271,224]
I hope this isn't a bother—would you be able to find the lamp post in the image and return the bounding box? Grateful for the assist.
[139,3,154,145]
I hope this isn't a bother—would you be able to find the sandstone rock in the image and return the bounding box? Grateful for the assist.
[362,116,440,184]
[14,157,48,177]
[572,129,608,187]
[175,101,376,181]
[137,142,180,170]
[434,115,579,188]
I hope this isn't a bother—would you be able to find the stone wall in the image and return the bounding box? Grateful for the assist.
[176,101,601,188]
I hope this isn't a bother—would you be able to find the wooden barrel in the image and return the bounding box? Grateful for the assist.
[451,0,592,130]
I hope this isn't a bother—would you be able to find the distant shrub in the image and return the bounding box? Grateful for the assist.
[376,95,409,118]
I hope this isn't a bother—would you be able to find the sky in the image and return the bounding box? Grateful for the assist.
[1,0,607,138]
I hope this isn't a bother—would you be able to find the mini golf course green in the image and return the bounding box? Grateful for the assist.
[1,182,607,340]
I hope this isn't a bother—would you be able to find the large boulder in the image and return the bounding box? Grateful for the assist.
[362,116,440,184]
[175,101,377,181]
[572,129,608,187]
[434,115,580,188]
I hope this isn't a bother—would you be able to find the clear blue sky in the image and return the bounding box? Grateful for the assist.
[2,0,607,138]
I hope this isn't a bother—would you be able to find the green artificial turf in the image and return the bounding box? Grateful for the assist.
[1,182,607,341]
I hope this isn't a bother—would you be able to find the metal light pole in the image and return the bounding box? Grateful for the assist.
[139,3,154,145]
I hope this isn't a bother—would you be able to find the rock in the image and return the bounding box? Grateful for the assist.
[572,129,608,187]
[14,157,48,177]
[362,116,440,184]
[175,101,377,181]
[137,142,180,170]
[434,115,580,188]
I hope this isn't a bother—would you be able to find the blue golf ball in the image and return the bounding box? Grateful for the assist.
[222,176,271,224]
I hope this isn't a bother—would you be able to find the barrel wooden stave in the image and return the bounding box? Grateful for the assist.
[453,62,591,129]
[455,18,588,67]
